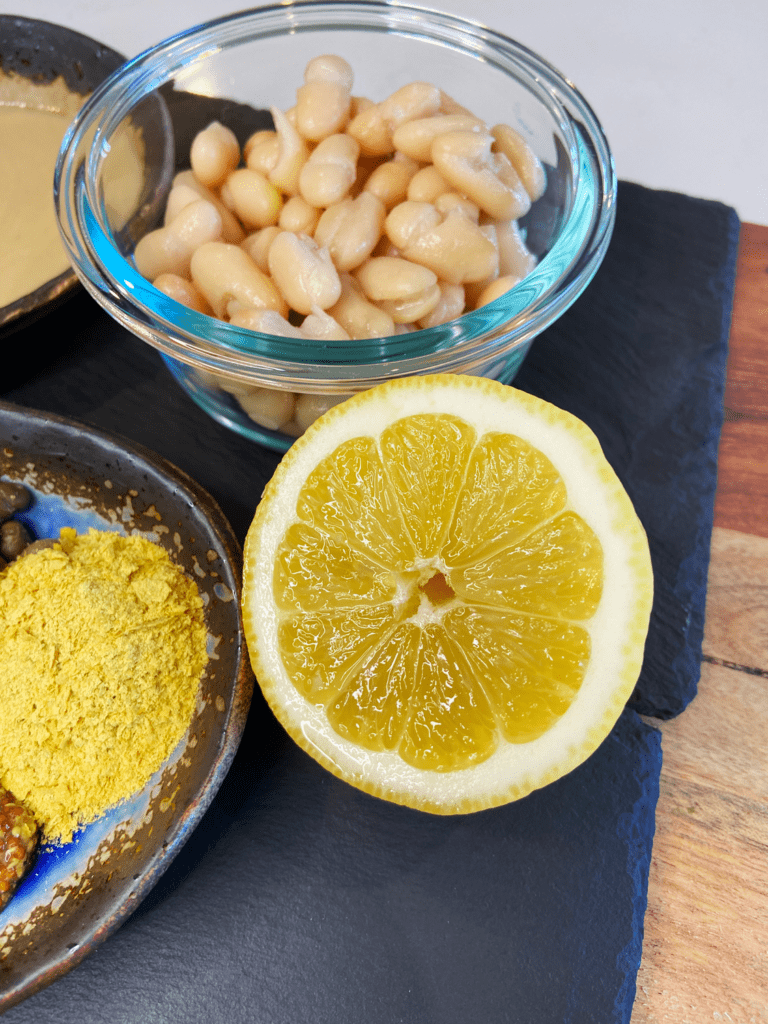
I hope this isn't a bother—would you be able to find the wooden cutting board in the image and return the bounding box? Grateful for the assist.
[631,222,768,1022]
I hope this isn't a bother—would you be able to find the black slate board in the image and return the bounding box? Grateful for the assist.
[0,181,738,1022]
[516,180,739,718]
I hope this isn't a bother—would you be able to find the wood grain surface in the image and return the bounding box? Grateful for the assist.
[713,222,768,540]
[632,224,768,1023]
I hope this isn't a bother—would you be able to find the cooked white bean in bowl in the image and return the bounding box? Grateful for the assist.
[56,2,615,452]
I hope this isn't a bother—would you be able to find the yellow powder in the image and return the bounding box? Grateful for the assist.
[0,528,208,844]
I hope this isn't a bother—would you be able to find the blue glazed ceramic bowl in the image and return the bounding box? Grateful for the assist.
[0,401,253,1012]
[56,2,615,452]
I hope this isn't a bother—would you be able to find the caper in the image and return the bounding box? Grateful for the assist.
[0,481,31,521]
[1,519,32,561]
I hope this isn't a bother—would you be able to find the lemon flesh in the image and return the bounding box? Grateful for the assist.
[244,375,653,814]
[274,416,601,773]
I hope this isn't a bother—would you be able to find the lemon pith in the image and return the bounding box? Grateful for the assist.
[243,375,653,814]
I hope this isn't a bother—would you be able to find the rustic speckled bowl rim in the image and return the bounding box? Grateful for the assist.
[0,399,254,1011]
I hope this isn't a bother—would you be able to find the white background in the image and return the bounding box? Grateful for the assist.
[15,0,768,225]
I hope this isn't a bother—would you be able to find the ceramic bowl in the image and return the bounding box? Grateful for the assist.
[0,399,253,1011]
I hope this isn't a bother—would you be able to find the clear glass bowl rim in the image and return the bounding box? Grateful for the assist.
[56,0,617,390]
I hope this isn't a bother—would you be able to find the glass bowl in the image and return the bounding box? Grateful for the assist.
[56,1,615,453]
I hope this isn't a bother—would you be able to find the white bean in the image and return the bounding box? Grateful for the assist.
[395,205,498,285]
[240,226,282,274]
[406,166,450,204]
[475,274,521,307]
[392,113,484,162]
[298,133,360,208]
[314,192,386,272]
[238,387,296,431]
[418,282,465,328]
[172,170,245,243]
[268,106,309,196]
[434,192,480,222]
[327,273,395,339]
[190,241,288,319]
[379,81,441,131]
[279,195,321,235]
[347,105,393,157]
[300,307,351,341]
[190,121,240,189]
[304,55,354,92]
[293,392,347,432]
[491,123,546,201]
[432,131,530,221]
[220,168,283,230]
[495,219,538,278]
[296,55,354,141]
[267,231,341,315]
[163,182,201,225]
[229,308,303,337]
[384,201,441,251]
[378,282,441,324]
[153,273,213,315]
[134,199,223,280]
[354,256,437,302]
[245,130,280,176]
[362,153,419,210]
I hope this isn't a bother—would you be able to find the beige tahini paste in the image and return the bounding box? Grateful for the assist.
[0,74,84,307]
[0,72,146,309]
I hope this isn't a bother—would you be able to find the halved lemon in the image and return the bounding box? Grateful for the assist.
[243,374,653,814]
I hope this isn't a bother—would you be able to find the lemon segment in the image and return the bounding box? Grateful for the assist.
[442,606,590,743]
[379,413,477,559]
[449,511,603,619]
[398,623,498,772]
[277,604,398,703]
[274,521,397,611]
[296,434,417,572]
[443,432,567,567]
[326,621,500,771]
[326,622,421,754]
